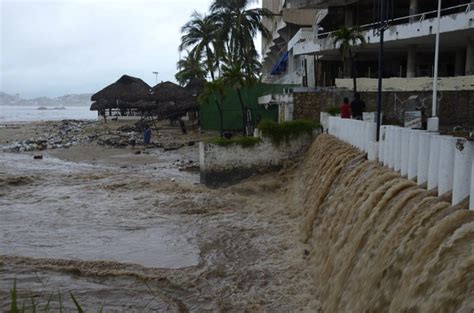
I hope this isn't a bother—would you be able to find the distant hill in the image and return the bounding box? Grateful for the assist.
[0,92,92,107]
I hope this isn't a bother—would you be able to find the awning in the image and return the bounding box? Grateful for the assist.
[270,52,289,76]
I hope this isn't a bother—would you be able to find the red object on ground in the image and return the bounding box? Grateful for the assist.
[340,103,351,119]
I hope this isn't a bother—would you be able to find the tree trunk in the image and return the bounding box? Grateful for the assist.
[349,49,357,97]
[215,99,224,137]
[206,46,215,81]
[237,88,247,135]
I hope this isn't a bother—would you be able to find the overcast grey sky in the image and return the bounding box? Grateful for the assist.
[0,0,261,98]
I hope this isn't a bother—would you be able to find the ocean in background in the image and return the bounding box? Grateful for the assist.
[0,105,97,123]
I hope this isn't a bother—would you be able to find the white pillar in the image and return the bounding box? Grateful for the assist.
[452,140,474,205]
[384,126,392,168]
[368,141,379,161]
[408,130,423,181]
[470,160,474,210]
[407,45,417,78]
[466,39,474,76]
[428,135,442,190]
[379,126,386,163]
[366,122,377,154]
[409,0,418,18]
[393,127,402,171]
[438,136,459,196]
[400,128,411,176]
[417,132,436,186]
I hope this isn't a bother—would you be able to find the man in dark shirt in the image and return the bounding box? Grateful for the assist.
[351,93,366,120]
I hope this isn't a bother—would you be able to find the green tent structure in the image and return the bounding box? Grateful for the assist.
[199,83,294,131]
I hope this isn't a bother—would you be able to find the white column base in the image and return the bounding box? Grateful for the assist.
[427,117,439,132]
[438,136,459,196]
[452,140,474,205]
[470,159,474,211]
[368,141,379,161]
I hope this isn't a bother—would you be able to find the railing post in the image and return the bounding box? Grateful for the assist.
[400,128,411,176]
[452,139,474,205]
[428,135,442,190]
[470,159,474,211]
[417,132,437,186]
[438,136,459,196]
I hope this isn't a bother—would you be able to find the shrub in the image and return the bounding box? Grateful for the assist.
[257,120,320,145]
[325,106,340,116]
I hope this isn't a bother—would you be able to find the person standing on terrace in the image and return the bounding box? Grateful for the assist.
[351,93,366,120]
[340,97,351,119]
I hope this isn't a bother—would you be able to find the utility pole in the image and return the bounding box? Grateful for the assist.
[375,0,388,141]
[428,0,442,131]
[152,71,159,85]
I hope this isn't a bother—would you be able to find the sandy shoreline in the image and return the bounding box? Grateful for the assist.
[0,119,317,311]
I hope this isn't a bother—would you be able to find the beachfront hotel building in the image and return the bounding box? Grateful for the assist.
[260,0,474,129]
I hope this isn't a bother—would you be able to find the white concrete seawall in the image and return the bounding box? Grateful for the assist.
[328,117,474,210]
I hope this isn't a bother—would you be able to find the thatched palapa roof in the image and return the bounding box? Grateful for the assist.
[90,77,200,118]
[91,75,152,103]
[150,81,190,103]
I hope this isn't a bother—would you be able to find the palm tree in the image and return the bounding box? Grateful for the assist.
[210,0,270,69]
[175,51,207,86]
[179,11,223,81]
[331,26,365,96]
[198,78,226,136]
[221,58,257,135]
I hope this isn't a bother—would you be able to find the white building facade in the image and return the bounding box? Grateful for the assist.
[262,0,474,91]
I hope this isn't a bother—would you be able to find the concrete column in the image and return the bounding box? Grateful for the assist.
[368,141,379,161]
[455,49,466,76]
[409,0,418,21]
[470,160,474,210]
[393,127,402,171]
[452,140,474,205]
[427,135,442,190]
[407,46,417,78]
[384,126,392,168]
[388,126,398,170]
[417,132,436,186]
[438,136,459,196]
[344,5,354,27]
[408,130,423,181]
[366,122,377,154]
[400,128,411,176]
[466,39,474,76]
[379,126,386,163]
[328,117,336,135]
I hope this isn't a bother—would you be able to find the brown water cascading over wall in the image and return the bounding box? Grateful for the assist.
[295,134,474,312]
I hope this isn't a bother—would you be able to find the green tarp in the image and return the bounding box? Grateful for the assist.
[199,83,294,131]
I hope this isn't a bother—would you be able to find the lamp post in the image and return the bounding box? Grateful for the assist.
[152,71,159,85]
[428,0,442,131]
[376,0,388,141]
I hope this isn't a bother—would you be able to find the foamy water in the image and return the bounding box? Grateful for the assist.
[0,152,200,268]
[0,105,96,122]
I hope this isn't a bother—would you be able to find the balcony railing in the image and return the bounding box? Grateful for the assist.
[301,3,472,43]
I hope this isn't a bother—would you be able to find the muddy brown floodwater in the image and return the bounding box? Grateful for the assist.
[3,122,472,312]
[0,122,316,311]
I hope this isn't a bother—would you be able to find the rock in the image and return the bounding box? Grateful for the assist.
[134,150,142,155]
[33,155,43,160]
[188,141,195,146]
[117,125,137,132]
